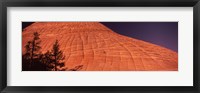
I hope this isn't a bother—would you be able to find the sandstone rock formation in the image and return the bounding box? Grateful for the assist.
[22,22,178,71]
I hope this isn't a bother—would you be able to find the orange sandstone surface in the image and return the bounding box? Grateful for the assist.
[22,22,178,71]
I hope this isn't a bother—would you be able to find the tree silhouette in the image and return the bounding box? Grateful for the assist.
[43,51,54,70]
[22,32,84,71]
[24,32,41,68]
[23,41,32,70]
[51,40,65,71]
[24,41,31,61]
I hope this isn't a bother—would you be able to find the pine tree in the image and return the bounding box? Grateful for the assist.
[24,32,41,68]
[51,40,65,71]
[43,50,54,70]
[23,41,32,70]
[24,41,31,60]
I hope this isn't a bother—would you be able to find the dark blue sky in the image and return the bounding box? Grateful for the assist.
[23,22,178,52]
[101,22,178,52]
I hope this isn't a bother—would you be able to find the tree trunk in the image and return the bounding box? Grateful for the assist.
[30,40,35,69]
[55,55,57,71]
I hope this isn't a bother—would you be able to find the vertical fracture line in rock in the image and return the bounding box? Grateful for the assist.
[85,32,88,45]
[127,41,146,70]
[117,34,161,70]
[82,32,89,70]
[92,32,99,70]
[102,32,118,70]
[85,32,94,70]
[90,32,95,71]
[107,32,119,71]
[71,34,77,53]
[95,33,106,71]
[128,40,165,70]
[96,33,107,71]
[101,31,114,70]
[57,34,65,49]
[62,35,72,69]
[79,32,84,66]
[71,32,82,68]
[66,34,76,68]
[110,34,136,71]
[63,34,74,69]
[71,34,79,68]
[62,35,71,54]
[139,47,164,70]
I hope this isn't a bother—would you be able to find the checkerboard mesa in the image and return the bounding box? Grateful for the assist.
[22,22,178,71]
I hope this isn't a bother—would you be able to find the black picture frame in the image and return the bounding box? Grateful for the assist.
[0,0,199,93]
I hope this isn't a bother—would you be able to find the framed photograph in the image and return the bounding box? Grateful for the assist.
[0,0,199,93]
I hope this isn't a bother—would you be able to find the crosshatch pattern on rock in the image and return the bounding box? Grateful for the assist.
[22,22,178,71]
